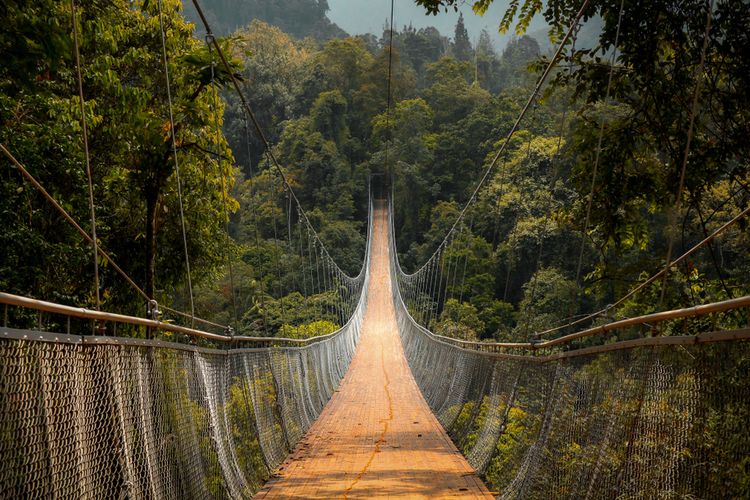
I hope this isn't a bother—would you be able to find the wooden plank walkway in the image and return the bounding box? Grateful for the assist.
[255,207,492,499]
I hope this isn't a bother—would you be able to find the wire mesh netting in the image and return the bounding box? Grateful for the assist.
[0,309,365,498]
[388,205,750,499]
[0,206,373,499]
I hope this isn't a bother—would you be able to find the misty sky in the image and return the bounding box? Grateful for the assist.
[327,0,550,50]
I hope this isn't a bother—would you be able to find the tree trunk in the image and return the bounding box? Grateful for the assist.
[145,188,158,338]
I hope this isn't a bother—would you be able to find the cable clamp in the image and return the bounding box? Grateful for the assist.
[147,299,161,321]
[529,333,541,349]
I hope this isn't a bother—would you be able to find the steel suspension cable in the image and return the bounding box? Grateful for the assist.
[270,171,286,326]
[420,259,431,324]
[658,0,714,310]
[427,246,443,328]
[70,0,100,311]
[297,212,315,323]
[188,0,356,283]
[313,239,321,296]
[0,144,227,331]
[555,18,585,324]
[384,0,396,192]
[207,35,239,334]
[440,235,455,316]
[502,227,516,302]
[550,22,579,184]
[296,216,311,325]
[434,246,446,326]
[521,19,581,338]
[458,217,473,304]
[436,246,447,327]
[574,0,625,287]
[517,99,549,339]
[427,257,437,325]
[416,259,428,323]
[502,98,539,303]
[448,222,465,303]
[522,219,551,340]
[242,114,269,335]
[286,192,301,307]
[156,0,195,324]
[420,256,431,325]
[489,139,516,250]
[320,246,327,298]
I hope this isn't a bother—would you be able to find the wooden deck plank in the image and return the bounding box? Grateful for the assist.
[255,207,492,499]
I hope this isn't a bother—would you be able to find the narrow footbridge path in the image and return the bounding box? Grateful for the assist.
[256,206,491,499]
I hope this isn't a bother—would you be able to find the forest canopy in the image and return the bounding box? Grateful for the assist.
[1,0,747,343]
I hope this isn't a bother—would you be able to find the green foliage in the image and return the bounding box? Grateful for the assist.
[3,4,750,497]
[225,379,269,490]
[311,90,349,145]
[278,319,339,339]
[452,12,473,61]
[515,267,577,337]
[223,20,312,173]
[435,299,484,341]
[1,0,236,315]
[485,406,540,488]
[495,35,540,90]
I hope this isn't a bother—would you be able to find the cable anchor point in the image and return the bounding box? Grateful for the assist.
[147,299,161,321]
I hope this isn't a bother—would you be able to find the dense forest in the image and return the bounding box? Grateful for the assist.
[1,0,748,344]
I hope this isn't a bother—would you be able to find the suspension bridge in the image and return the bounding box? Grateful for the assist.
[3,191,749,498]
[2,0,750,498]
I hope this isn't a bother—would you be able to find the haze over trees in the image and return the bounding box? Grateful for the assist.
[182,0,347,40]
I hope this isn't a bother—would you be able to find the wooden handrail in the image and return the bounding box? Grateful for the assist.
[420,295,750,352]
[537,295,750,348]
[0,291,352,346]
[0,292,231,341]
[4,291,747,351]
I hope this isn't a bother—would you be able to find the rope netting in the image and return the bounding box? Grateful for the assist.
[388,204,750,498]
[0,202,372,499]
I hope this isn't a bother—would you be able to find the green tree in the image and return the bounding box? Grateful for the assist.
[435,298,484,341]
[514,267,577,338]
[0,0,239,315]
[496,35,539,90]
[452,12,473,61]
[475,29,500,90]
[310,90,349,146]
[223,21,311,174]
[397,25,448,86]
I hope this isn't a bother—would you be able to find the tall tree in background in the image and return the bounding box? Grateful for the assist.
[452,12,473,61]
[496,35,539,90]
[475,29,500,90]
[397,25,449,86]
